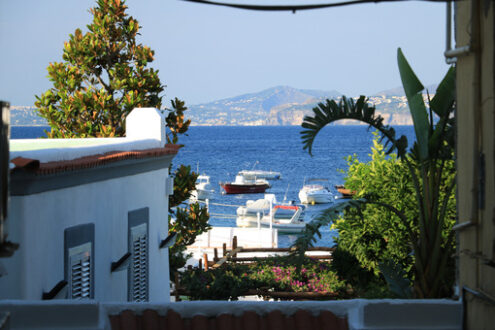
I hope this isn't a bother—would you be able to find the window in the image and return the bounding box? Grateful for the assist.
[64,224,94,299]
[128,208,149,302]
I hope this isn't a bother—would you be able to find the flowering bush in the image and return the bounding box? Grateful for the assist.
[179,256,349,300]
[249,257,347,294]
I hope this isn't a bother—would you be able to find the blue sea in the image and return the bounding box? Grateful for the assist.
[11,125,415,248]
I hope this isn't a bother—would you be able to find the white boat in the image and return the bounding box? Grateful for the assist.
[190,174,215,201]
[238,169,281,180]
[238,161,281,180]
[236,197,272,217]
[236,195,306,234]
[236,193,304,216]
[298,178,333,204]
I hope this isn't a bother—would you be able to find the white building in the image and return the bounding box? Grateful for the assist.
[0,108,177,302]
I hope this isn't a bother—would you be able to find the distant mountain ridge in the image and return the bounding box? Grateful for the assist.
[187,85,426,126]
[206,85,341,111]
[187,86,342,126]
[10,85,435,126]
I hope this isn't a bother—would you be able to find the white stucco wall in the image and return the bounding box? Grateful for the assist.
[0,168,172,302]
[0,299,463,330]
[10,138,161,163]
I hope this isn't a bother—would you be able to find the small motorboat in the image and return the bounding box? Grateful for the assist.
[236,193,305,218]
[238,169,281,180]
[190,174,215,201]
[298,178,333,204]
[236,196,306,234]
[220,175,271,194]
[335,185,356,199]
[236,196,272,217]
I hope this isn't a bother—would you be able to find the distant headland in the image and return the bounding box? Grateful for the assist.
[10,85,437,126]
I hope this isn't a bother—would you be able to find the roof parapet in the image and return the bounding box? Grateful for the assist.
[126,108,167,146]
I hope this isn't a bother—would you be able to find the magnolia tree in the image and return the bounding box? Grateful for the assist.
[35,0,163,138]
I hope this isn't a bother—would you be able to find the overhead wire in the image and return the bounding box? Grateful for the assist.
[181,0,454,13]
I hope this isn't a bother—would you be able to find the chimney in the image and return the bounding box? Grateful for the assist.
[125,108,167,146]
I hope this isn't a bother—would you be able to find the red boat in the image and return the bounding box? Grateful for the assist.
[335,185,356,199]
[220,175,270,194]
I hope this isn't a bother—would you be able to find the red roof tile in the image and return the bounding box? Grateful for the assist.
[108,308,348,330]
[11,144,180,175]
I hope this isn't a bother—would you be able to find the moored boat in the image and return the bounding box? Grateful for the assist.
[236,202,306,234]
[220,175,270,194]
[335,184,355,199]
[236,193,305,218]
[190,174,215,201]
[238,169,281,180]
[298,178,333,204]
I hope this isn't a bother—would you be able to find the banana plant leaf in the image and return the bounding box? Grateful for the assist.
[430,66,456,118]
[397,48,429,161]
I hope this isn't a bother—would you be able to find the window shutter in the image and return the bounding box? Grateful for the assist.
[68,243,92,299]
[64,224,94,300]
[129,223,148,301]
[128,208,149,302]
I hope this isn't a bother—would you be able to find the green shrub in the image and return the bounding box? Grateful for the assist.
[333,134,456,294]
[180,264,254,301]
[329,246,389,298]
[334,135,416,276]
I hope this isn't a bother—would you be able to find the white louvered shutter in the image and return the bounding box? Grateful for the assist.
[68,242,92,299]
[129,223,148,301]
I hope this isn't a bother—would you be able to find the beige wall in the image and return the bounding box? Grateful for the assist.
[455,0,495,328]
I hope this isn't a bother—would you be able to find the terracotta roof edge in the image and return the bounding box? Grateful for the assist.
[11,145,180,175]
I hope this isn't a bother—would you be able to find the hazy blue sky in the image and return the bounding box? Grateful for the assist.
[0,0,449,106]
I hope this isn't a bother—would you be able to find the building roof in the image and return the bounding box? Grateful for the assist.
[10,137,170,163]
[9,144,180,196]
[10,145,180,175]
[108,308,348,330]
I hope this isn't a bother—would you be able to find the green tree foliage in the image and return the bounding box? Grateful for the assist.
[334,135,417,276]
[296,49,457,298]
[168,165,211,276]
[166,99,191,144]
[333,135,456,294]
[35,0,163,138]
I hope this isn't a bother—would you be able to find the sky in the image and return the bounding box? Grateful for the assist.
[0,0,449,106]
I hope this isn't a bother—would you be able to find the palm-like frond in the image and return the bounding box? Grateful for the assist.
[292,199,364,257]
[300,95,408,159]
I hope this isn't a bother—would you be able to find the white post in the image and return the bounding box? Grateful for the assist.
[269,199,273,230]
[205,199,209,210]
[257,212,261,230]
